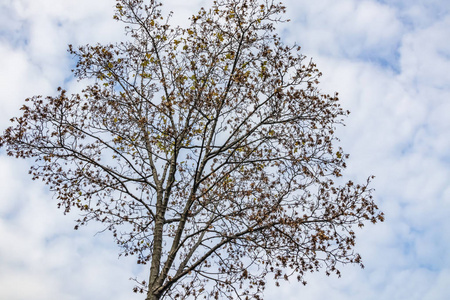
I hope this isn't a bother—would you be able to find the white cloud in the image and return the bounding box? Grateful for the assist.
[284,0,402,66]
[378,0,450,30]
[0,157,145,300]
[0,0,449,299]
[280,0,450,299]
[399,15,450,89]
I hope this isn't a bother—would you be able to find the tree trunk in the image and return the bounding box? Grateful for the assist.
[145,292,160,300]
[146,277,162,300]
[147,191,165,300]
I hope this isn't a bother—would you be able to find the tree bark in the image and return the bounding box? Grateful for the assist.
[147,191,164,300]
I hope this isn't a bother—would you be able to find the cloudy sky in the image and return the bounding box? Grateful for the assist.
[0,0,449,299]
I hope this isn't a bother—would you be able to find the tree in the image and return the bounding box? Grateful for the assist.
[0,0,384,299]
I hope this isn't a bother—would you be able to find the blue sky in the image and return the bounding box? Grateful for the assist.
[0,0,449,299]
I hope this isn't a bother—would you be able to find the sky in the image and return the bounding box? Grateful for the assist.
[0,0,449,299]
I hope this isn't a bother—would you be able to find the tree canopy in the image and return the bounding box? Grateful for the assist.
[0,0,383,299]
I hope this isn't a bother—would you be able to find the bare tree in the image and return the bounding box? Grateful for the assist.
[0,0,383,299]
